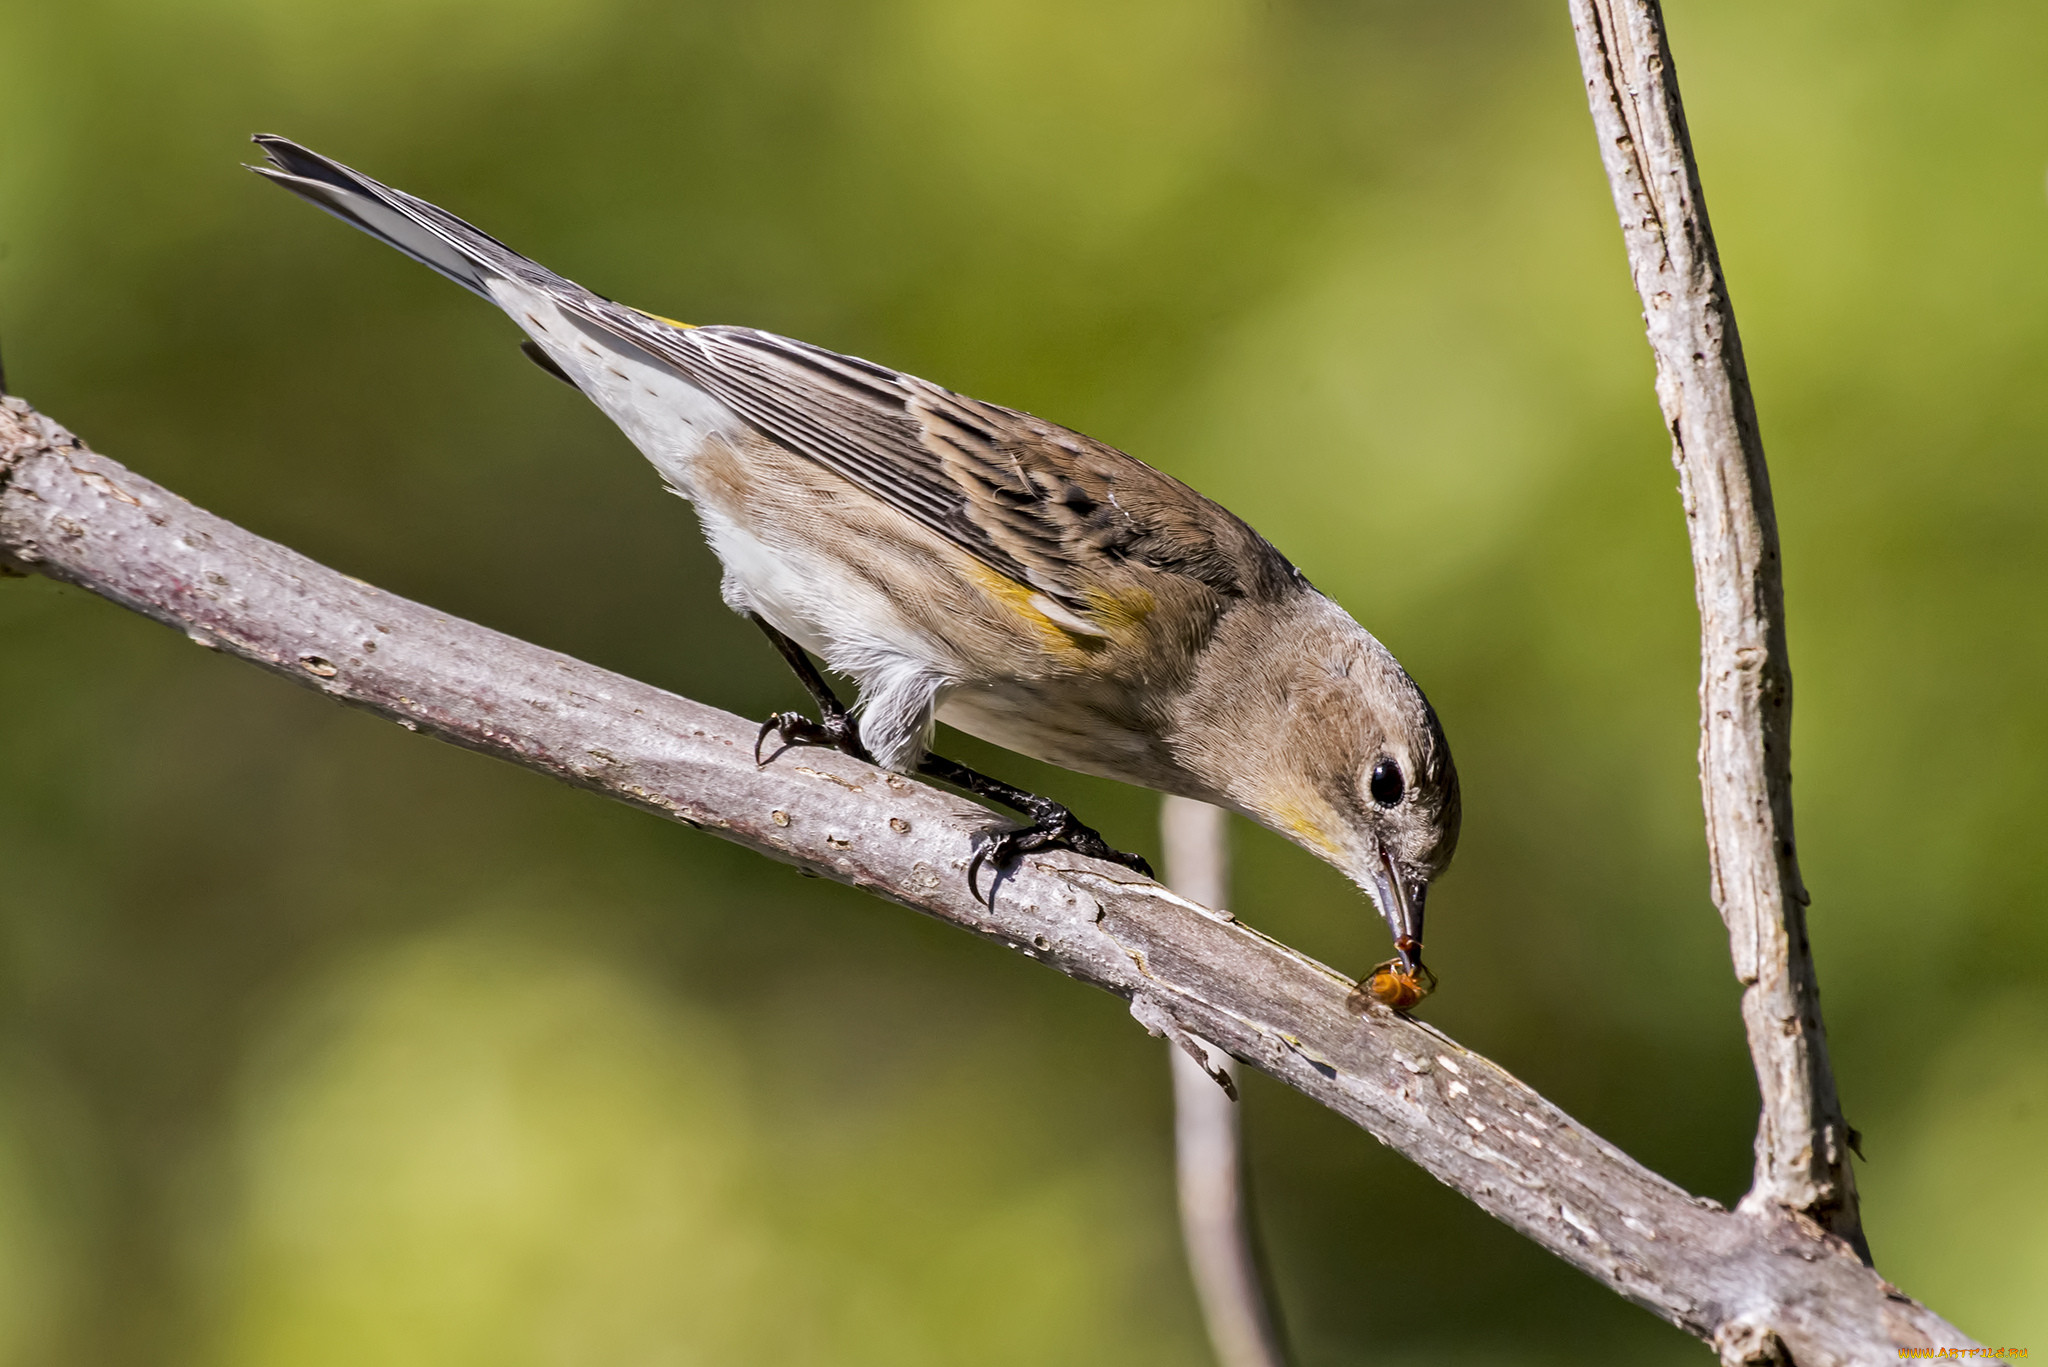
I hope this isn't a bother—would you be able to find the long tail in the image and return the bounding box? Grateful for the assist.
[248,135,563,302]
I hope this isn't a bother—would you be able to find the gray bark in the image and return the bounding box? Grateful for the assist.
[1567,0,1864,1258]
[0,397,1976,1363]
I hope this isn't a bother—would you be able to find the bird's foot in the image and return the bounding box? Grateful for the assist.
[755,710,873,766]
[968,799,1154,906]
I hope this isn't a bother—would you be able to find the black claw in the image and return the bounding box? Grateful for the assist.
[745,614,873,765]
[913,752,1151,906]
[754,709,872,766]
[753,714,789,766]
[965,806,1154,906]
[967,836,1000,907]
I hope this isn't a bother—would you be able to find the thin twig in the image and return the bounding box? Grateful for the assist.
[1162,796,1292,1367]
[0,397,1973,1362]
[1567,0,1864,1262]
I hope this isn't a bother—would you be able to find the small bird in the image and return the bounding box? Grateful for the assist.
[250,136,1460,978]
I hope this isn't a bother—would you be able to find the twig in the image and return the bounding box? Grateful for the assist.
[1567,0,1865,1259]
[1162,796,1292,1367]
[0,396,1973,1363]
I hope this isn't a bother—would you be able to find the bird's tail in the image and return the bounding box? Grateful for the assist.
[248,135,557,302]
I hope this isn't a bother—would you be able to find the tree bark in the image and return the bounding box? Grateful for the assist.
[0,398,1975,1363]
[1567,0,1864,1260]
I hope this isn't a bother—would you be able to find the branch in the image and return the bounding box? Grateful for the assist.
[1162,796,1292,1367]
[1567,0,1865,1258]
[0,397,1973,1363]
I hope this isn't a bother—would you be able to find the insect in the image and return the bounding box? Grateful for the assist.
[1353,939,1438,1012]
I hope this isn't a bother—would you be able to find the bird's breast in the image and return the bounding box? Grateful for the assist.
[935,682,1193,793]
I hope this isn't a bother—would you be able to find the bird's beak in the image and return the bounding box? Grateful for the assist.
[1371,850,1427,973]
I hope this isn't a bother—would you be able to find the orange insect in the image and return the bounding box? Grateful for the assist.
[1354,950,1438,1012]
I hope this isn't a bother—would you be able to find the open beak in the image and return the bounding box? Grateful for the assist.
[1371,850,1427,973]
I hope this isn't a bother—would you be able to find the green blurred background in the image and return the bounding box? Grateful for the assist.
[3,0,2044,1362]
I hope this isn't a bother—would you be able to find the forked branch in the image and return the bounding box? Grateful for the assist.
[1568,0,1863,1258]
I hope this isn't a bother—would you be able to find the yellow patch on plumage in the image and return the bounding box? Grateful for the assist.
[966,562,1105,655]
[632,307,695,330]
[1083,585,1156,637]
[1271,800,1342,859]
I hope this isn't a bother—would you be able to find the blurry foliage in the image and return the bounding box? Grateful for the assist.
[1,0,2044,1362]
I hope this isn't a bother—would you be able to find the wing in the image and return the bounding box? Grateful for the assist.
[245,138,1300,620]
[551,303,1305,618]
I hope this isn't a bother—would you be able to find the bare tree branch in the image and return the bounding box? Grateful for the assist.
[1567,0,1865,1260]
[1162,796,1292,1367]
[0,396,1974,1362]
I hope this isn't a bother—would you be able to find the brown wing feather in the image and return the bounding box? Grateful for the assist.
[549,300,1303,614]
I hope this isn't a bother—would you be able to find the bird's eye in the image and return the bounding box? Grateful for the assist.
[1368,758,1405,808]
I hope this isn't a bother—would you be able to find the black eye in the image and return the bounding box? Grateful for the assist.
[1369,758,1405,808]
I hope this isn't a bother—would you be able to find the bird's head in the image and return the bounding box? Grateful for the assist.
[1300,637,1460,977]
[1192,596,1460,976]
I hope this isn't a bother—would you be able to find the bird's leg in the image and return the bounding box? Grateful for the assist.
[749,615,874,765]
[915,753,1154,904]
[745,614,1150,899]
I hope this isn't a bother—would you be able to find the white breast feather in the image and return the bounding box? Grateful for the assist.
[485,279,955,770]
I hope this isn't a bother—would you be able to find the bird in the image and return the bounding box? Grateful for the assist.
[249,135,1461,979]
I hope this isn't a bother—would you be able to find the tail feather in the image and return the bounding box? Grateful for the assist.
[248,135,554,302]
